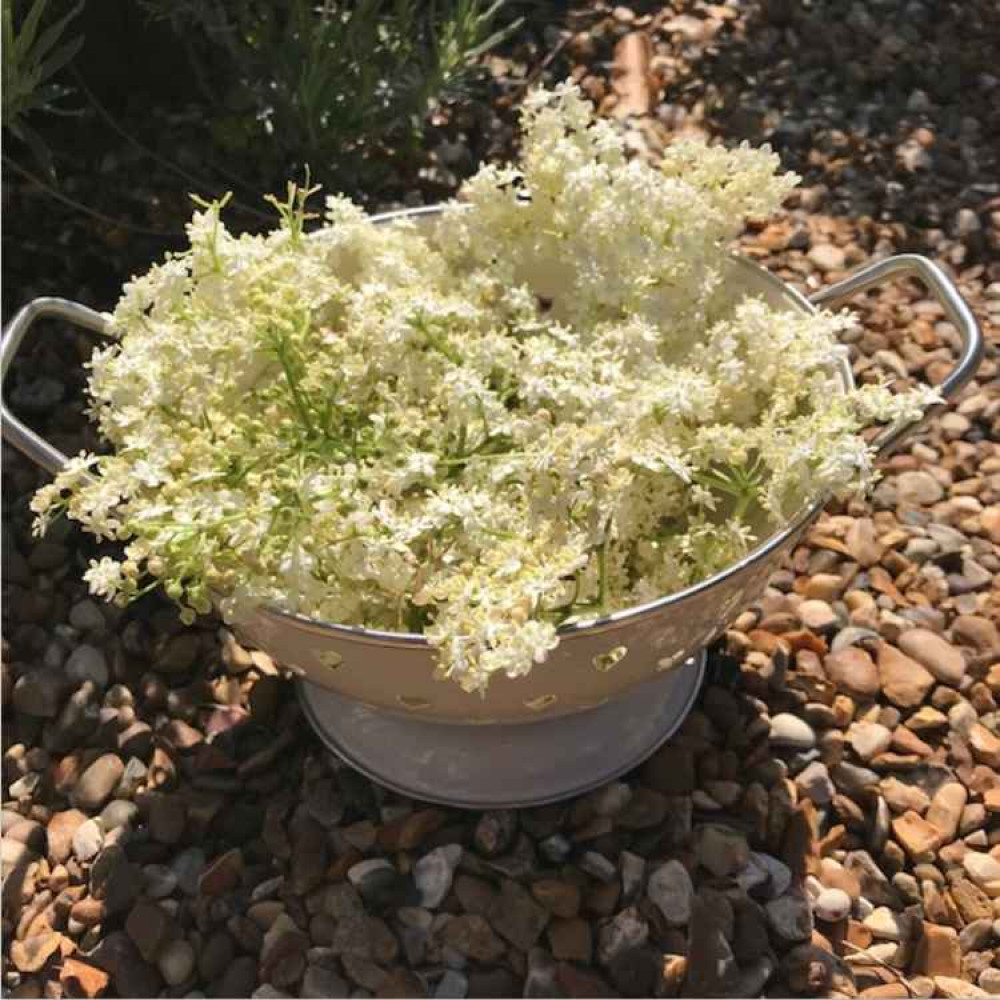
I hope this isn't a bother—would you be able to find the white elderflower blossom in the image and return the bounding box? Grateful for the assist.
[33,83,935,693]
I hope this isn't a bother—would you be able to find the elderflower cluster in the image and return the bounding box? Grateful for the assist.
[32,83,937,693]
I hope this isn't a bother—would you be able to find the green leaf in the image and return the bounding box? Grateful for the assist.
[12,0,48,65]
[29,0,82,65]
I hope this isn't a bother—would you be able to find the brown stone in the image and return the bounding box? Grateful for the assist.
[442,915,505,962]
[911,923,961,977]
[925,783,968,843]
[824,648,880,699]
[877,644,935,709]
[531,879,581,919]
[880,778,930,815]
[969,724,1000,768]
[890,727,932,757]
[46,811,88,865]
[375,970,425,998]
[949,879,992,923]
[198,848,244,896]
[584,880,621,916]
[898,629,966,686]
[860,985,910,998]
[892,812,942,862]
[60,958,110,998]
[846,920,873,951]
[10,932,63,973]
[386,809,446,850]
[934,975,989,998]
[547,917,592,962]
[819,858,861,899]
[846,518,884,567]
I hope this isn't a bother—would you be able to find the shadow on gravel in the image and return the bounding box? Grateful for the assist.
[670,0,999,251]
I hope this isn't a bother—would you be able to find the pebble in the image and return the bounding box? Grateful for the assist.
[301,966,350,999]
[12,666,72,717]
[769,713,816,749]
[72,818,104,862]
[893,811,943,861]
[171,848,207,896]
[442,916,505,963]
[126,898,175,963]
[969,724,1000,768]
[765,890,813,942]
[414,844,462,908]
[824,647,880,699]
[144,864,179,899]
[795,760,834,805]
[579,851,617,883]
[47,809,87,863]
[69,600,106,632]
[849,721,893,760]
[897,470,945,505]
[158,939,195,986]
[65,644,109,688]
[488,879,550,952]
[963,853,1000,897]
[864,905,904,940]
[809,243,846,272]
[596,907,648,966]
[877,643,936,708]
[696,824,750,878]
[979,968,1000,994]
[71,753,125,811]
[647,860,693,926]
[434,970,469,999]
[473,810,516,856]
[926,782,968,842]
[531,879,580,919]
[814,887,852,922]
[898,629,966,685]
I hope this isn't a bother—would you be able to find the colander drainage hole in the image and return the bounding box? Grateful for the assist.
[592,645,628,672]
[397,695,432,710]
[524,694,558,711]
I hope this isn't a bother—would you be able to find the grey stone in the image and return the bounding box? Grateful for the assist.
[65,645,109,688]
[648,860,693,927]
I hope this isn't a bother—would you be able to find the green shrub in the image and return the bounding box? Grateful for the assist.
[2,0,84,176]
[142,0,519,190]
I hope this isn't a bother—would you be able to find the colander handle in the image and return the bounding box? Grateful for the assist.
[809,253,984,456]
[1,297,111,476]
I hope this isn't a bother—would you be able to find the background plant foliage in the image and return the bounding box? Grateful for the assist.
[141,0,519,190]
[1,0,84,176]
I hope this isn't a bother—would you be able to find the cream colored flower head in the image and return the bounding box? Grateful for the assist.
[34,83,937,692]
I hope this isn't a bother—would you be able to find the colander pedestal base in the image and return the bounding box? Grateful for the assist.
[297,650,706,809]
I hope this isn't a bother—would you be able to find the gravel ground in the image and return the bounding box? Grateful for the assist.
[3,1,999,997]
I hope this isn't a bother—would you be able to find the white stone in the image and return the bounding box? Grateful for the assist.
[71,818,104,862]
[963,852,1000,897]
[769,713,816,749]
[414,844,462,908]
[814,888,852,923]
[863,905,904,940]
[848,721,893,761]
